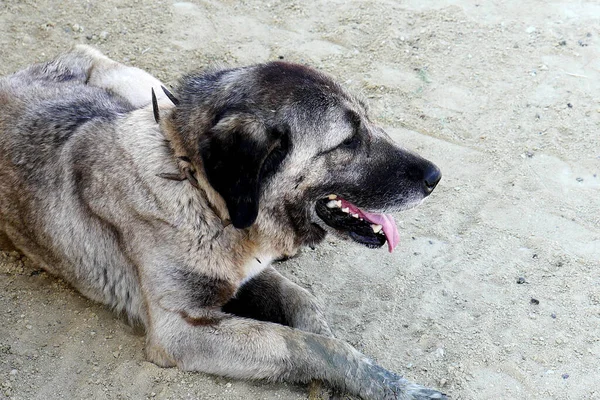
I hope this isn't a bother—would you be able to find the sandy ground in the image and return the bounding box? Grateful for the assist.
[1,0,599,399]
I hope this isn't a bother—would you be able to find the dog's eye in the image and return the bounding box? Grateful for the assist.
[341,134,361,150]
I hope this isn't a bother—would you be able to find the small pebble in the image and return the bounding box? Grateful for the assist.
[576,177,584,182]
[551,313,557,319]
[530,298,540,305]
[558,40,567,46]
[517,277,527,284]
[567,103,573,108]
[562,373,569,379]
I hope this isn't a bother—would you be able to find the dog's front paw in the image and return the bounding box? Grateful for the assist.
[403,383,447,400]
[359,362,447,400]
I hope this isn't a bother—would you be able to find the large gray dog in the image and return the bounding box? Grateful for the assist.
[0,46,444,399]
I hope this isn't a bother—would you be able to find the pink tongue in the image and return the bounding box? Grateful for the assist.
[338,199,400,253]
[361,211,400,253]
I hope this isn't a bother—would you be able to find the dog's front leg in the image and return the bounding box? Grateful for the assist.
[145,306,446,400]
[222,266,333,337]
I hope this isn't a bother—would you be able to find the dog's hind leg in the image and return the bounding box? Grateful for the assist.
[68,45,169,108]
[9,47,99,85]
[8,45,168,109]
[222,266,334,337]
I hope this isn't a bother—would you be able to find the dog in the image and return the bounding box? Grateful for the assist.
[0,46,444,400]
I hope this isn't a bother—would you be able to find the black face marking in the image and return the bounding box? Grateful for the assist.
[316,138,441,212]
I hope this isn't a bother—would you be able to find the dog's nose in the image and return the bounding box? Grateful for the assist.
[423,165,442,194]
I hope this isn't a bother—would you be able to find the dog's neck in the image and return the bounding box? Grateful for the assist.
[159,114,231,227]
[155,109,301,272]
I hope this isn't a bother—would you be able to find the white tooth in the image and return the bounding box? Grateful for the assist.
[371,224,383,233]
[352,213,359,218]
[327,194,337,200]
[326,200,338,208]
[341,207,350,213]
[335,200,342,207]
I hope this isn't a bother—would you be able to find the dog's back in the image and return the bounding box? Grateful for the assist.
[0,54,146,318]
[0,68,134,182]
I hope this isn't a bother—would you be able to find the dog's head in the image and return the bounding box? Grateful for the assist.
[169,62,441,252]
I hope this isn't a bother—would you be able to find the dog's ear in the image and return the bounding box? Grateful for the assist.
[199,114,290,229]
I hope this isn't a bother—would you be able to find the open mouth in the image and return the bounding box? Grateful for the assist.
[314,195,400,253]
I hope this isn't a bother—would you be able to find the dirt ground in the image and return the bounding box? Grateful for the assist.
[1,0,599,399]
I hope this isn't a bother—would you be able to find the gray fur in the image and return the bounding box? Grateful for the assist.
[0,46,444,399]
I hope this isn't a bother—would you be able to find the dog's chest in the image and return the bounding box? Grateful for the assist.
[240,254,274,284]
